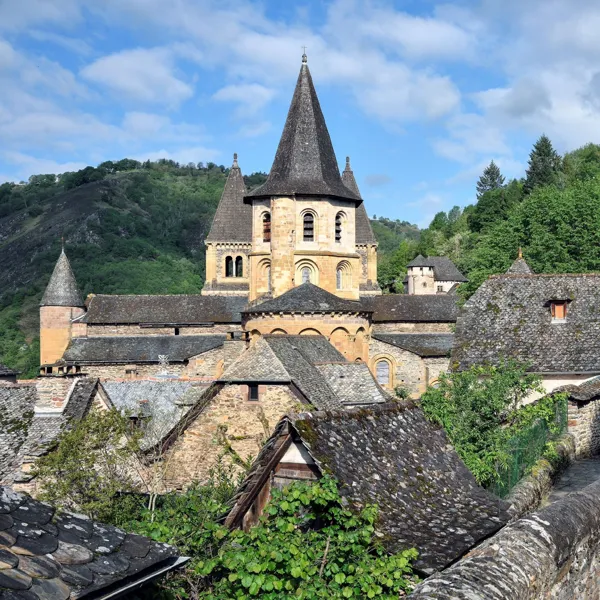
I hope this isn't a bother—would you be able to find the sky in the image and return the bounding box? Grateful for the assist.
[2,0,600,226]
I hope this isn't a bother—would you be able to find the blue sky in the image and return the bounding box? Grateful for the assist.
[2,0,600,226]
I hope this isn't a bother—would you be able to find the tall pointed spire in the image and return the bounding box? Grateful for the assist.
[342,156,376,244]
[206,153,252,242]
[41,248,83,307]
[247,56,361,202]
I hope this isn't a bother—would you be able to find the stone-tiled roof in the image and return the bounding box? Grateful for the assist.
[0,386,36,481]
[0,364,18,377]
[62,335,225,364]
[102,380,209,450]
[553,376,600,403]
[220,336,344,410]
[82,294,247,324]
[316,363,389,405]
[341,157,377,245]
[41,249,83,307]
[454,273,600,373]
[246,58,360,203]
[206,154,252,243]
[506,256,534,274]
[0,486,185,599]
[373,333,454,357]
[227,403,509,573]
[361,294,459,322]
[245,283,367,314]
[407,255,468,282]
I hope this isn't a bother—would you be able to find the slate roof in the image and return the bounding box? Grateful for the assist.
[62,335,225,364]
[82,294,247,324]
[102,380,209,450]
[0,386,36,482]
[0,486,185,599]
[341,156,377,245]
[361,294,459,322]
[0,364,18,377]
[246,57,360,203]
[507,256,534,274]
[555,376,600,403]
[41,249,83,307]
[245,283,367,314]
[407,255,468,282]
[316,363,389,405]
[226,403,509,573]
[373,333,455,357]
[454,273,600,372]
[206,154,252,243]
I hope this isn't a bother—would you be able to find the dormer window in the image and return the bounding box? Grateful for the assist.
[551,301,568,321]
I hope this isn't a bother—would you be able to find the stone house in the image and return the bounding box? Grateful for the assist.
[405,254,467,295]
[225,402,509,574]
[453,255,600,394]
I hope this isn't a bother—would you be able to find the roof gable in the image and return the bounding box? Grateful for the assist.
[246,58,360,202]
[407,256,467,282]
[206,154,252,242]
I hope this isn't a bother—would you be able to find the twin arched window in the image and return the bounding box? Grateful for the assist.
[225,256,244,278]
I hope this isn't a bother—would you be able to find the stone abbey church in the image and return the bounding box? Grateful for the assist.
[39,55,465,399]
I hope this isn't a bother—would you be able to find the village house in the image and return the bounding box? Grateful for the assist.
[453,253,600,394]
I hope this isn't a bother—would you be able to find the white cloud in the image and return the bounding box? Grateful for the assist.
[81,47,194,107]
[28,30,93,55]
[1,151,88,180]
[0,0,83,31]
[237,121,271,138]
[213,83,276,117]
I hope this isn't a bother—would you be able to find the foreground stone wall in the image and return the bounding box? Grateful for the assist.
[568,397,600,458]
[409,478,600,600]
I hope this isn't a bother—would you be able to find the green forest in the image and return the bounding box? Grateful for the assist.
[2,136,600,376]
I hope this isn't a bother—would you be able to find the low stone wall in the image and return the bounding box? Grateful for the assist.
[409,477,600,599]
[568,397,600,458]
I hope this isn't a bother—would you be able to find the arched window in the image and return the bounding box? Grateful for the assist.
[335,212,343,243]
[296,260,318,286]
[302,267,311,284]
[235,256,243,277]
[336,261,351,290]
[266,265,271,292]
[225,256,234,277]
[262,212,271,242]
[303,212,315,242]
[336,268,342,290]
[376,360,391,386]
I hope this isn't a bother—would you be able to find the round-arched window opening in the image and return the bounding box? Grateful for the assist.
[302,267,311,284]
[235,256,243,278]
[335,212,344,243]
[225,256,234,277]
[376,360,391,386]
[303,212,315,242]
[262,212,271,242]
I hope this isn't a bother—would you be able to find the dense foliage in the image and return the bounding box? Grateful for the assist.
[476,160,505,200]
[420,361,564,488]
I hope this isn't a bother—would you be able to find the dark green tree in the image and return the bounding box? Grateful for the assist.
[476,160,505,200]
[523,134,562,194]
[468,179,523,233]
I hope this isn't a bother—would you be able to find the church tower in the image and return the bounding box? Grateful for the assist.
[40,248,85,366]
[245,54,365,301]
[202,153,252,296]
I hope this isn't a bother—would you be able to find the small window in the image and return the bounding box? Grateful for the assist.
[225,256,234,277]
[376,360,390,386]
[125,369,137,380]
[235,256,243,278]
[336,268,342,290]
[302,267,311,284]
[303,213,314,242]
[437,285,443,293]
[249,384,259,401]
[174,327,180,336]
[551,301,567,320]
[262,213,271,242]
[335,213,343,243]
[266,265,272,292]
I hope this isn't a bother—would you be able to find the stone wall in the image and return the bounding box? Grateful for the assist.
[372,322,453,333]
[568,397,600,458]
[409,477,600,600]
[160,383,300,490]
[40,305,85,365]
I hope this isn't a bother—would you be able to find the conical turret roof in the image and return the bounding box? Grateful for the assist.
[506,249,534,275]
[41,249,83,307]
[342,156,376,244]
[246,56,361,203]
[206,154,252,242]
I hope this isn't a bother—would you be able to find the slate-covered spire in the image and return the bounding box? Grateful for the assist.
[342,156,376,244]
[41,248,83,307]
[506,248,534,274]
[247,56,361,202]
[206,153,252,242]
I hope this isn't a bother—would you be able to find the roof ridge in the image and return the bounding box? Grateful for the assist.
[287,400,416,423]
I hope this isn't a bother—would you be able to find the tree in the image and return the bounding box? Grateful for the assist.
[468,179,523,233]
[197,476,418,599]
[420,361,559,488]
[524,134,562,194]
[33,408,142,521]
[476,160,505,200]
